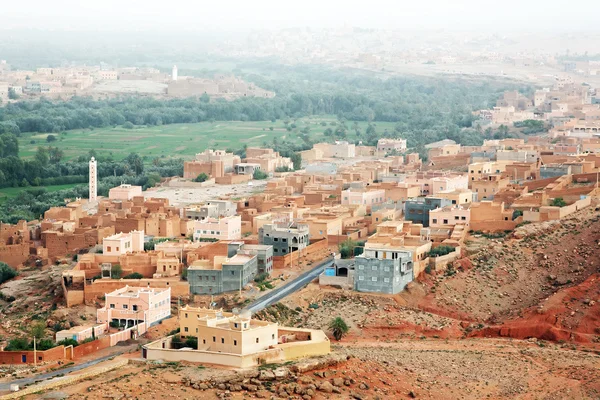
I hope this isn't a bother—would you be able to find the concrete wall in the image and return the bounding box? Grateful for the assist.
[428,247,461,272]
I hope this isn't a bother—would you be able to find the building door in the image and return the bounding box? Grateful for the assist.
[21,355,26,363]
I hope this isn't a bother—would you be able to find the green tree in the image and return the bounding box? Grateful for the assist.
[329,317,349,341]
[111,264,123,279]
[123,272,143,279]
[0,262,18,284]
[30,322,47,342]
[290,153,302,170]
[194,172,209,182]
[48,146,64,164]
[8,88,19,100]
[253,169,268,180]
[46,134,57,143]
[35,147,49,166]
[550,197,567,207]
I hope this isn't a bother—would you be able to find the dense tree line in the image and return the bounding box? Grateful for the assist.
[0,157,182,223]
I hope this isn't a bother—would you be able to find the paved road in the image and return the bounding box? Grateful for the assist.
[0,351,125,391]
[247,257,334,313]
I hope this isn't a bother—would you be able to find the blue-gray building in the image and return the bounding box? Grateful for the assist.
[404,197,452,227]
[354,248,413,294]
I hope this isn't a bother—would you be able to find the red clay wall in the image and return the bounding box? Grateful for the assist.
[72,336,111,359]
[0,345,65,364]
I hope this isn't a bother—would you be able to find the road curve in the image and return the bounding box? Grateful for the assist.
[246,257,334,313]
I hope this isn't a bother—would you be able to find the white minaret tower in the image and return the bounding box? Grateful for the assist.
[89,157,97,202]
[172,65,178,81]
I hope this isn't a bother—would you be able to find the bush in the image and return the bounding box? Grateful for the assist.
[194,172,209,183]
[329,317,349,341]
[185,337,198,349]
[5,337,30,351]
[254,272,269,283]
[37,338,56,350]
[0,262,18,284]
[550,197,567,207]
[57,338,79,348]
[428,245,455,257]
[111,264,122,279]
[253,169,268,180]
[122,121,135,129]
[46,134,57,142]
[123,272,143,279]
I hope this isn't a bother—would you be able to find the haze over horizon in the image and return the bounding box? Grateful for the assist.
[2,0,599,33]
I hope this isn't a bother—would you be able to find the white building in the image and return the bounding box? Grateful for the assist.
[193,215,242,241]
[103,230,144,256]
[377,138,407,154]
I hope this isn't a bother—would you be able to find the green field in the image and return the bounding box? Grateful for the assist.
[18,117,398,161]
[0,183,81,203]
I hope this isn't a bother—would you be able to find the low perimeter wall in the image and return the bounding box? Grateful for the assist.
[144,336,283,368]
[0,345,65,365]
[273,239,329,269]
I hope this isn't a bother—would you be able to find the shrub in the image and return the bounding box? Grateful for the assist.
[185,337,198,349]
[253,169,268,180]
[550,197,567,207]
[57,338,79,348]
[37,338,56,350]
[428,245,455,257]
[194,172,209,183]
[46,134,57,142]
[254,272,269,283]
[328,317,349,341]
[122,121,135,129]
[111,264,122,279]
[123,272,143,279]
[5,337,30,351]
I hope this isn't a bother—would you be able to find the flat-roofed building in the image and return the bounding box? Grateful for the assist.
[97,286,171,328]
[102,230,144,256]
[193,215,241,241]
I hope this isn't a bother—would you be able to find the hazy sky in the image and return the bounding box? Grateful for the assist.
[1,0,599,32]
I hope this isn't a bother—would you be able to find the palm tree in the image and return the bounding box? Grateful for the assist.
[329,317,349,341]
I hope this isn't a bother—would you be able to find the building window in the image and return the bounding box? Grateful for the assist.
[384,278,390,283]
[461,216,466,220]
[234,323,238,328]
[133,305,138,311]
[432,219,437,224]
[272,334,275,340]
[185,313,188,318]
[110,304,115,309]
[384,267,390,272]
[359,276,364,281]
[221,338,224,344]
[455,216,459,220]
[358,265,364,270]
[256,338,259,343]
[184,327,188,332]
[203,339,206,344]
[234,340,237,346]
[123,304,128,309]
[372,277,377,282]
[213,336,216,342]
[372,265,377,271]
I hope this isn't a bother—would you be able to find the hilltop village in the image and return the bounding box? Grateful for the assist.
[0,79,599,399]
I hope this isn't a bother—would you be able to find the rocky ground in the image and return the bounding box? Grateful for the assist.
[23,338,600,400]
